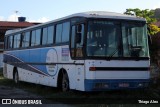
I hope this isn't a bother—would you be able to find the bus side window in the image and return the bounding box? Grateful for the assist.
[42,27,48,45]
[71,24,84,58]
[76,24,84,57]
[62,22,70,42]
[55,24,62,44]
[71,26,76,58]
[42,25,54,45]
[48,26,54,44]
[13,34,21,49]
[31,29,41,46]
[22,32,30,48]
[55,22,70,44]
[4,37,7,49]
[8,36,13,49]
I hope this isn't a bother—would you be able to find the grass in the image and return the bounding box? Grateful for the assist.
[0,69,15,86]
[0,68,160,106]
[0,69,87,99]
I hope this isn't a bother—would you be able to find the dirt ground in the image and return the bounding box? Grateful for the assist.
[0,85,42,98]
[0,85,72,107]
[0,84,160,107]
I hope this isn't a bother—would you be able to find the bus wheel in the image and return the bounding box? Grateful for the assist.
[13,69,19,84]
[62,72,69,92]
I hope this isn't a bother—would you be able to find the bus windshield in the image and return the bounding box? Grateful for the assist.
[86,20,149,58]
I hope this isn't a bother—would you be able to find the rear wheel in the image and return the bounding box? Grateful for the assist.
[13,69,19,84]
[62,72,69,92]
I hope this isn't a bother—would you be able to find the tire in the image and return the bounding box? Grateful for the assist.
[13,69,19,84]
[62,72,69,92]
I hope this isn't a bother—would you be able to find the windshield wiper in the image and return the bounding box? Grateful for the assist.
[104,45,142,60]
[106,48,119,60]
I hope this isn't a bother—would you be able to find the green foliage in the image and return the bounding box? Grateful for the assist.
[149,24,160,35]
[124,8,157,24]
[154,8,160,21]
[124,8,160,35]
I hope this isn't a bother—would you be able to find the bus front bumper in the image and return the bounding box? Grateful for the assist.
[84,79,150,91]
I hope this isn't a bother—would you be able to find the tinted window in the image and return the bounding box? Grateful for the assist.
[55,22,70,44]
[55,24,62,43]
[31,30,36,46]
[76,24,84,57]
[48,26,54,44]
[4,37,7,49]
[8,36,13,49]
[62,22,70,42]
[22,32,30,47]
[87,21,120,57]
[13,34,21,48]
[122,23,149,57]
[42,26,54,45]
[71,26,76,57]
[36,29,41,45]
[42,27,47,45]
[31,29,41,46]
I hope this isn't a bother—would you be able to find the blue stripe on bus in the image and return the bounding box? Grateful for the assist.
[84,79,150,91]
[4,48,60,76]
[3,53,50,76]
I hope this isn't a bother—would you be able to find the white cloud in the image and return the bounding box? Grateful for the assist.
[7,14,20,22]
[0,14,19,22]
[29,17,50,23]
[153,2,160,9]
[0,14,50,23]
[37,17,50,23]
[0,16,5,21]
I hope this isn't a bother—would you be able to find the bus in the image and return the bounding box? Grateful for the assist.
[3,11,150,91]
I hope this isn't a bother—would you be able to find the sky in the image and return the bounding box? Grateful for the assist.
[0,0,160,23]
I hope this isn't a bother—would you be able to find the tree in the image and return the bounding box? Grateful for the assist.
[149,24,160,35]
[124,8,160,35]
[154,8,160,21]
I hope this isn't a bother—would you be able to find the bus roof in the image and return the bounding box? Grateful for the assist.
[5,11,146,35]
[70,11,145,21]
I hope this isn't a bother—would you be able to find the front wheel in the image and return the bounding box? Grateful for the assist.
[62,73,69,92]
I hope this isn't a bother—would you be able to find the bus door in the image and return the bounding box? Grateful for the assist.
[71,24,85,90]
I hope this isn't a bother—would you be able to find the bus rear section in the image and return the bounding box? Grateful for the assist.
[84,60,150,91]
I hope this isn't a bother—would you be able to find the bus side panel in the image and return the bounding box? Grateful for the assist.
[55,45,85,91]
[75,64,85,91]
[3,63,7,78]
[85,60,96,79]
[3,46,86,91]
[3,64,14,79]
[61,64,76,90]
[18,67,56,87]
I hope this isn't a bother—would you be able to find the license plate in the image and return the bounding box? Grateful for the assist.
[119,83,129,87]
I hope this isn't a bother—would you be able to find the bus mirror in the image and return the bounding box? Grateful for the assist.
[76,33,81,43]
[130,46,142,57]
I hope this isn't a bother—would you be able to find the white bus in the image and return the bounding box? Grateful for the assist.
[3,11,150,91]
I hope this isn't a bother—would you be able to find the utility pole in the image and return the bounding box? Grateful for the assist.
[14,11,19,21]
